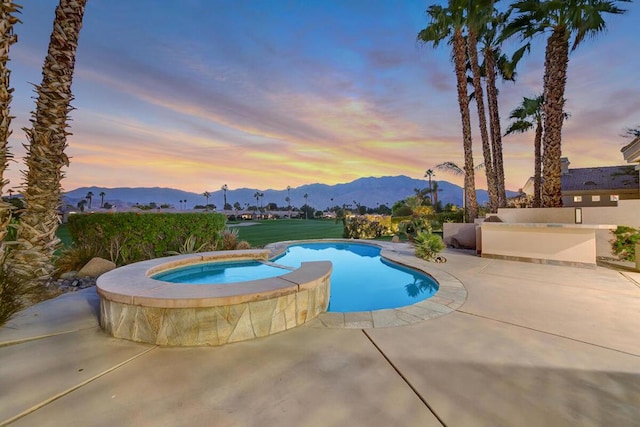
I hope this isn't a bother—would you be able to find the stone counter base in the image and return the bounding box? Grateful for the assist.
[100,276,329,346]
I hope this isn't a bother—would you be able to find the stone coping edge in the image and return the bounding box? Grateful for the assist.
[265,239,468,329]
[96,249,333,308]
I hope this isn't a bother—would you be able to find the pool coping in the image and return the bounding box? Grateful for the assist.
[265,239,467,329]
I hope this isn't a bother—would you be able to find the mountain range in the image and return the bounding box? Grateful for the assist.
[63,175,518,210]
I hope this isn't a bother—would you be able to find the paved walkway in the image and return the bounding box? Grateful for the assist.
[1,250,639,426]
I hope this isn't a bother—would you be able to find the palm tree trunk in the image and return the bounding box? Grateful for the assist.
[468,30,497,213]
[533,119,543,208]
[484,45,507,208]
[11,0,87,283]
[0,2,19,244]
[541,27,569,208]
[453,29,478,221]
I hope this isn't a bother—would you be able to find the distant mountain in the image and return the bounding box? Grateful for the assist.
[64,176,518,210]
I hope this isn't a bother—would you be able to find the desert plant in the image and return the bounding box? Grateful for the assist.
[235,240,251,250]
[611,226,640,262]
[218,228,240,250]
[414,230,446,262]
[54,243,100,275]
[166,234,210,255]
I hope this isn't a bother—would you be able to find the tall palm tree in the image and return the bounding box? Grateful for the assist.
[505,95,544,207]
[418,2,478,220]
[286,186,292,218]
[99,191,105,208]
[303,193,309,219]
[203,191,211,210]
[506,0,629,207]
[465,0,498,213]
[221,184,228,209]
[0,2,19,247]
[482,9,528,208]
[430,181,442,212]
[424,169,435,195]
[85,191,93,209]
[11,0,87,283]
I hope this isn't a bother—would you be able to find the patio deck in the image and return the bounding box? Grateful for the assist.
[1,245,639,426]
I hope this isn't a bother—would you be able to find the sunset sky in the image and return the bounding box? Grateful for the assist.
[5,0,639,194]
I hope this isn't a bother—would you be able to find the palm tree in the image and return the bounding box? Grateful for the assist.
[424,169,435,195]
[85,191,93,209]
[465,0,498,213]
[285,196,291,216]
[221,184,228,209]
[203,191,211,210]
[286,185,292,218]
[0,2,19,247]
[303,193,309,219]
[77,199,86,212]
[482,9,528,208]
[505,95,544,208]
[99,191,105,208]
[418,2,478,220]
[427,181,442,212]
[253,191,263,213]
[12,0,87,283]
[505,0,628,207]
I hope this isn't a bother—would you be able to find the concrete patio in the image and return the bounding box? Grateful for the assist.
[1,248,639,426]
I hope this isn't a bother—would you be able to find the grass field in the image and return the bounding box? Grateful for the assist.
[232,219,344,247]
[56,219,345,249]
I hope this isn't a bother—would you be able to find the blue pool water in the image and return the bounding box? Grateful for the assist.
[273,243,438,312]
[153,260,289,285]
[153,243,439,312]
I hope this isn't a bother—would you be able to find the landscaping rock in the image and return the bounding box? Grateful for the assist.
[60,271,78,280]
[77,257,116,278]
[391,235,400,243]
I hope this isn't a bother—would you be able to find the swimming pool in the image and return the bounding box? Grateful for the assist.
[153,260,292,284]
[154,242,439,312]
[273,242,438,312]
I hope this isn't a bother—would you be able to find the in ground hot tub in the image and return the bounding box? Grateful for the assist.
[96,250,331,346]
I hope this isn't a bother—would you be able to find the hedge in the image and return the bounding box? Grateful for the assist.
[67,212,227,265]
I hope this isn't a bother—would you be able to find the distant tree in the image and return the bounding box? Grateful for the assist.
[266,202,278,211]
[233,201,241,211]
[77,199,87,212]
[85,191,93,209]
[303,193,309,218]
[424,169,435,194]
[203,191,211,210]
[99,191,105,208]
[300,204,315,220]
[7,189,13,199]
[221,184,228,208]
[427,181,443,212]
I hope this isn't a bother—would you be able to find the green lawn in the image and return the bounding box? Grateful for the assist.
[56,224,73,248]
[232,219,343,247]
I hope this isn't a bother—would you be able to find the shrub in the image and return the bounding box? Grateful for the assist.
[68,212,227,265]
[611,226,640,261]
[392,205,413,217]
[414,231,445,262]
[343,216,386,239]
[398,216,431,241]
